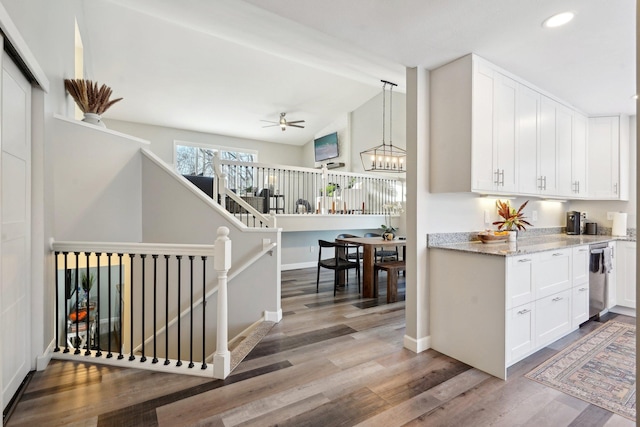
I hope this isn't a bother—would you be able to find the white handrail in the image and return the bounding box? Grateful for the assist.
[50,239,215,257]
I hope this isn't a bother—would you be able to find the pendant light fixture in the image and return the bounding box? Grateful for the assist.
[360,80,406,172]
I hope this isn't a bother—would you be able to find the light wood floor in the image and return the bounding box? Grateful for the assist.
[6,267,636,426]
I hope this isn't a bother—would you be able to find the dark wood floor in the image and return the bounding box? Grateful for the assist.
[6,267,635,426]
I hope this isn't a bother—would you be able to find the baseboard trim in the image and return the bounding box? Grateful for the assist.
[608,305,636,317]
[264,309,283,322]
[403,334,431,353]
[281,261,316,271]
[36,338,56,371]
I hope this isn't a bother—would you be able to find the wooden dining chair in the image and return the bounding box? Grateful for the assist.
[316,240,361,296]
[364,232,399,262]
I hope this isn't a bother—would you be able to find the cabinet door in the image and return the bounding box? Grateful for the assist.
[494,73,517,192]
[508,303,535,365]
[572,113,588,197]
[507,255,535,309]
[556,105,573,197]
[572,246,589,284]
[535,249,571,299]
[538,96,557,195]
[472,61,497,192]
[588,116,618,198]
[572,284,589,328]
[616,241,636,309]
[517,84,540,195]
[536,289,572,347]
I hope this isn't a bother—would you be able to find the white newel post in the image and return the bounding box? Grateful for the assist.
[213,226,232,379]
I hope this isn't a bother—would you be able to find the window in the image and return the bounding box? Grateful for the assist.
[174,141,257,176]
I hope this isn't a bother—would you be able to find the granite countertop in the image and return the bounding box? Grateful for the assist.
[428,233,634,257]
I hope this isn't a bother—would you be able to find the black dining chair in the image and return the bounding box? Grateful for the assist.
[316,240,361,296]
[364,232,399,262]
[336,233,363,262]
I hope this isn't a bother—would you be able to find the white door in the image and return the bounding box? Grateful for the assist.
[1,51,32,409]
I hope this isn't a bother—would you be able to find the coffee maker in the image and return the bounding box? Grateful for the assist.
[566,211,581,235]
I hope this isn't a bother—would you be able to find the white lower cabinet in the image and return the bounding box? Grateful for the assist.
[535,289,572,348]
[571,285,590,328]
[615,241,636,309]
[507,303,535,365]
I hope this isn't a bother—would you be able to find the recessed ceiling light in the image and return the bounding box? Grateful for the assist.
[542,11,575,28]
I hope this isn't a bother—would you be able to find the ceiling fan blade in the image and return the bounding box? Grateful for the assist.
[260,120,278,124]
[286,120,305,124]
[262,124,280,128]
[288,124,305,128]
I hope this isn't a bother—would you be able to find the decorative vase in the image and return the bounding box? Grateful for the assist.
[383,231,395,241]
[82,112,106,128]
[508,230,517,242]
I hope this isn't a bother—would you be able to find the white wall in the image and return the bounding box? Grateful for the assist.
[105,119,304,167]
[51,117,146,242]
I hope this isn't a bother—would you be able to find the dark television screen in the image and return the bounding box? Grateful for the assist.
[314,132,339,162]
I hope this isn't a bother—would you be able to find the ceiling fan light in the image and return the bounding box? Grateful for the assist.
[542,11,574,28]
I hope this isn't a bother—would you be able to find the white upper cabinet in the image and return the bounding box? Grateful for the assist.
[516,85,541,195]
[430,53,627,199]
[587,115,629,200]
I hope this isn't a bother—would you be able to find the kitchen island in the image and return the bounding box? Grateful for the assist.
[428,233,626,380]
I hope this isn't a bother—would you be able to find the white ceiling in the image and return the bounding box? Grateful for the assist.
[81,0,635,147]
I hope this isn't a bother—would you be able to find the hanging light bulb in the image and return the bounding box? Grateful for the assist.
[360,80,406,172]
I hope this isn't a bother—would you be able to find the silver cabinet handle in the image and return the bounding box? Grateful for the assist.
[518,258,532,263]
[543,176,547,190]
[552,296,563,302]
[614,183,618,194]
[578,248,588,252]
[579,287,588,292]
[494,169,500,185]
[538,176,543,190]
[552,252,563,256]
[500,169,505,186]
[517,309,531,315]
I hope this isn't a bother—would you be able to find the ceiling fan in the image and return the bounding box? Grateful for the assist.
[261,112,305,131]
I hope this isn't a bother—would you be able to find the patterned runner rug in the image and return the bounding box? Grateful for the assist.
[526,321,636,421]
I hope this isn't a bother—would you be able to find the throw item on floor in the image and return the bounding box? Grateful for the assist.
[525,321,636,421]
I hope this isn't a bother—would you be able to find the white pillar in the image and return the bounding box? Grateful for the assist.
[213,226,231,379]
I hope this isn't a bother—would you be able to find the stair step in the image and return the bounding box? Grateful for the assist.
[230,321,275,371]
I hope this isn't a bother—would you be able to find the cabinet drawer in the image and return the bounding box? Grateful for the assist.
[535,289,571,348]
[507,255,535,309]
[535,249,571,299]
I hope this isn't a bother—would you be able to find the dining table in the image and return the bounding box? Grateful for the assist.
[335,236,406,298]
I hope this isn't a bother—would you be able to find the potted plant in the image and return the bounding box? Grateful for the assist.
[493,200,532,240]
[80,272,95,306]
[381,201,404,240]
[64,78,123,127]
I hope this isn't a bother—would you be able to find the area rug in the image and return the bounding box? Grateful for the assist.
[525,321,636,421]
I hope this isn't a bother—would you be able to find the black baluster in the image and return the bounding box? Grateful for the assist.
[189,256,194,368]
[85,253,91,356]
[176,255,182,367]
[107,253,113,358]
[117,254,124,359]
[152,254,158,364]
[54,252,60,352]
[63,252,70,353]
[164,255,170,365]
[201,256,207,370]
[140,254,147,363]
[129,253,135,361]
[74,252,81,354]
[95,252,102,357]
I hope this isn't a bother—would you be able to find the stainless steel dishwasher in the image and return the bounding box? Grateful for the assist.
[589,243,611,319]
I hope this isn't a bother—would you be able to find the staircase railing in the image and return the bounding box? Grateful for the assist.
[212,154,404,217]
[51,226,233,379]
